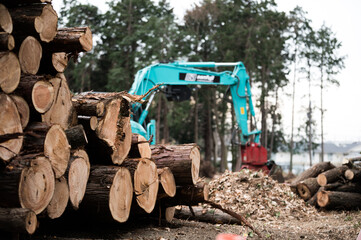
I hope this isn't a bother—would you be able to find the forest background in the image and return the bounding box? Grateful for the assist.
[57,0,351,174]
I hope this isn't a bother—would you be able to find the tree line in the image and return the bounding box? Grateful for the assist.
[60,0,345,174]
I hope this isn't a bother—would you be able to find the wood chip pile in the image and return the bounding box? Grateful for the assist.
[0,1,206,236]
[291,161,361,210]
[206,169,318,221]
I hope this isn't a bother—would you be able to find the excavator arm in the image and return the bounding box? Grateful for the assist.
[129,61,261,146]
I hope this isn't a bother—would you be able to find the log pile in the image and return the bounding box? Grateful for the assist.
[291,161,361,210]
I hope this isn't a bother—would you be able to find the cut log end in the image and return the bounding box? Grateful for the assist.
[25,209,37,234]
[32,80,54,113]
[297,183,312,200]
[52,52,68,72]
[165,207,175,223]
[317,174,327,187]
[90,116,98,131]
[0,33,15,51]
[0,4,13,33]
[0,93,23,161]
[34,4,58,42]
[134,159,159,213]
[44,124,70,178]
[0,208,37,234]
[109,167,133,223]
[19,36,42,75]
[345,169,354,180]
[79,27,93,52]
[10,95,30,129]
[68,150,90,209]
[158,167,176,197]
[0,52,21,93]
[19,156,55,214]
[47,176,69,219]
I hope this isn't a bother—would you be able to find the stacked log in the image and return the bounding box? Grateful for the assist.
[0,0,93,235]
[293,161,361,210]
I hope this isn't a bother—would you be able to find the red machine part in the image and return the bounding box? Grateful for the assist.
[240,142,269,174]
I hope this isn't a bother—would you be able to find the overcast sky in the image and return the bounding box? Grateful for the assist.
[53,0,361,143]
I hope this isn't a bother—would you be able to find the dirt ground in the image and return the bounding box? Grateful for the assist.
[21,209,361,240]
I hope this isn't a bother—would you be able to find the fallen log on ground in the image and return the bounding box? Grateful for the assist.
[317,190,361,210]
[151,144,200,185]
[297,177,320,201]
[317,165,348,186]
[290,162,335,191]
[0,208,37,234]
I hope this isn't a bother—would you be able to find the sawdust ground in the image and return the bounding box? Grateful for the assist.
[20,209,361,240]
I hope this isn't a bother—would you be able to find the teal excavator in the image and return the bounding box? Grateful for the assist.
[128,61,271,173]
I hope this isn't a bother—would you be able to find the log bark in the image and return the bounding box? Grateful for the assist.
[77,115,98,131]
[162,182,209,207]
[151,144,200,185]
[9,3,57,42]
[39,52,68,75]
[325,182,361,194]
[0,208,37,234]
[174,206,241,225]
[10,95,29,129]
[306,187,324,207]
[0,32,14,51]
[297,177,320,200]
[46,176,69,219]
[72,98,105,117]
[66,149,90,209]
[0,93,23,162]
[0,51,20,93]
[42,73,75,129]
[64,124,88,149]
[121,158,159,213]
[317,190,361,210]
[128,134,151,159]
[18,36,42,74]
[81,166,133,223]
[290,162,335,190]
[0,154,55,214]
[316,165,348,186]
[0,4,13,33]
[157,167,176,199]
[43,27,92,53]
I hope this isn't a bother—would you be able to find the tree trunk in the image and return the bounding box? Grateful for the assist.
[10,95,29,130]
[18,36,42,75]
[81,166,133,223]
[0,32,14,51]
[42,73,75,130]
[0,155,55,214]
[46,176,69,219]
[64,124,88,149]
[316,166,348,186]
[290,162,335,190]
[43,27,92,53]
[121,158,159,213]
[0,93,23,162]
[296,177,320,200]
[157,167,176,199]
[66,149,90,210]
[174,206,241,225]
[317,190,361,210]
[0,4,13,33]
[0,51,20,93]
[9,3,57,43]
[39,52,69,75]
[0,208,37,234]
[150,144,200,185]
[128,134,151,159]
